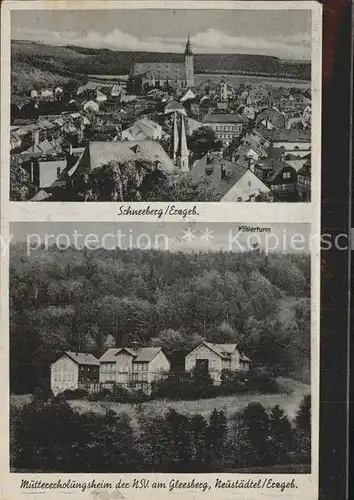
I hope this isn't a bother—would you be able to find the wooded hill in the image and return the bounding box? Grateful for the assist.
[10,244,310,393]
[11,40,311,95]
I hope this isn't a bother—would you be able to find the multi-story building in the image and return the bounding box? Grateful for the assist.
[202,113,244,145]
[99,346,170,393]
[50,351,100,395]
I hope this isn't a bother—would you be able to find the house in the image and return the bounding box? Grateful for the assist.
[50,351,100,395]
[19,138,67,189]
[255,107,286,130]
[190,153,271,202]
[70,139,177,177]
[297,158,311,201]
[257,127,311,157]
[180,89,196,103]
[96,89,107,103]
[99,346,170,393]
[218,79,236,101]
[126,71,156,94]
[130,36,194,88]
[202,113,244,145]
[83,100,99,113]
[185,341,251,384]
[253,157,298,201]
[122,117,167,141]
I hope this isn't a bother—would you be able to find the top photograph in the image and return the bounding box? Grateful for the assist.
[10,8,313,202]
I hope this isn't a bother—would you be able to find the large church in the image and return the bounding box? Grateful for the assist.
[130,36,194,90]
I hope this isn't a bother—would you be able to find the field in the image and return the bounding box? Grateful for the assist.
[11,40,311,96]
[194,73,310,89]
[11,378,309,428]
[88,73,310,89]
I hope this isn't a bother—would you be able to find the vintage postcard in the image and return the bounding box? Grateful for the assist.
[4,3,318,204]
[0,2,322,500]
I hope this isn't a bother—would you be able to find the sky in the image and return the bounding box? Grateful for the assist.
[10,222,311,254]
[11,9,311,60]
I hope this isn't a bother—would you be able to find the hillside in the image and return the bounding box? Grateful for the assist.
[11,40,311,94]
[10,245,310,394]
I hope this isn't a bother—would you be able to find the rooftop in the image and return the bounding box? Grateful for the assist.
[99,347,163,363]
[65,351,100,366]
[190,153,250,200]
[74,140,176,175]
[203,113,244,124]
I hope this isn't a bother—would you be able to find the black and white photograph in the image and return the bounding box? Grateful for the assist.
[10,8,313,203]
[10,222,311,474]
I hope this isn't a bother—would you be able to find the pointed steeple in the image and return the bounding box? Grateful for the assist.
[178,116,189,172]
[184,34,193,56]
[172,112,179,162]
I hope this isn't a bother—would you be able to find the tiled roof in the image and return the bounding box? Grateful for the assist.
[297,161,311,178]
[203,113,244,124]
[256,158,294,182]
[134,347,163,363]
[65,351,100,366]
[133,62,186,80]
[99,347,163,364]
[257,126,311,142]
[75,140,176,175]
[190,153,249,200]
[202,342,237,359]
[99,348,137,363]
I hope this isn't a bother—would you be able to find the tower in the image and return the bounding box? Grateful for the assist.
[184,35,194,87]
[172,112,179,162]
[177,115,189,172]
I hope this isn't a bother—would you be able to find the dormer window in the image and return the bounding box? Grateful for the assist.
[205,166,213,176]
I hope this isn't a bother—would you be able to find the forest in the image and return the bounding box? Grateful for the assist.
[10,243,310,393]
[10,391,311,472]
[11,40,311,95]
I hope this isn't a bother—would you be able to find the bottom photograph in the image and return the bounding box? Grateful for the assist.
[9,221,311,473]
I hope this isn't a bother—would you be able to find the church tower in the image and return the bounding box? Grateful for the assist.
[184,35,194,87]
[177,115,189,172]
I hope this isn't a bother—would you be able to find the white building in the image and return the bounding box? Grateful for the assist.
[185,341,251,384]
[99,347,170,393]
[50,351,100,395]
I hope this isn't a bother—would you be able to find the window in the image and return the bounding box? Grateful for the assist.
[237,197,242,202]
[283,172,291,179]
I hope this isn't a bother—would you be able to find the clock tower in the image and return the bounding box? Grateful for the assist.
[184,35,194,87]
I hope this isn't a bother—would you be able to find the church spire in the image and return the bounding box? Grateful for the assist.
[184,34,193,56]
[172,112,179,162]
[178,116,189,172]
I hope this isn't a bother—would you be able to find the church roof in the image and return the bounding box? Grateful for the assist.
[133,62,186,81]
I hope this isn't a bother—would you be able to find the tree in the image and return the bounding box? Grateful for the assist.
[205,409,228,463]
[187,126,222,160]
[190,414,208,467]
[269,405,293,463]
[239,402,272,467]
[10,158,36,201]
[295,394,311,433]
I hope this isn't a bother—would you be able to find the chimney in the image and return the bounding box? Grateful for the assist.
[221,163,226,180]
[206,153,211,164]
[130,340,140,351]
